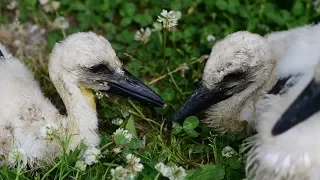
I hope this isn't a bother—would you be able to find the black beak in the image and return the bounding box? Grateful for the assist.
[168,84,234,128]
[102,69,165,107]
[0,50,3,58]
[272,78,320,136]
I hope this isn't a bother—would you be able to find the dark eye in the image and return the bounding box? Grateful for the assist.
[222,71,246,82]
[89,64,108,73]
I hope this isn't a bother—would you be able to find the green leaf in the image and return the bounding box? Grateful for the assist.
[120,2,136,17]
[187,164,225,180]
[215,0,228,11]
[120,17,132,27]
[183,116,199,130]
[162,87,176,102]
[114,134,128,145]
[229,159,242,170]
[129,138,141,150]
[125,115,137,138]
[292,0,304,16]
[184,129,199,137]
[133,14,153,26]
[172,123,183,134]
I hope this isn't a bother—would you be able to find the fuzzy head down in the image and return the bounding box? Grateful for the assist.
[201,31,275,133]
[203,31,273,89]
[49,32,124,89]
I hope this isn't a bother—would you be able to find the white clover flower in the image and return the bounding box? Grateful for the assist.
[95,91,104,99]
[51,1,60,10]
[8,147,27,168]
[7,0,18,10]
[111,166,128,180]
[82,147,101,165]
[43,4,52,12]
[39,0,49,5]
[40,123,58,140]
[112,118,124,126]
[40,0,60,12]
[112,147,123,154]
[120,107,130,118]
[152,22,163,31]
[155,162,172,177]
[126,154,144,173]
[169,165,187,180]
[75,160,87,171]
[206,35,216,42]
[113,128,133,143]
[134,27,152,44]
[53,17,70,30]
[221,146,237,158]
[174,11,182,20]
[157,9,178,30]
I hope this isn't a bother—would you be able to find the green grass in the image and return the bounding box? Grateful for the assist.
[0,0,319,179]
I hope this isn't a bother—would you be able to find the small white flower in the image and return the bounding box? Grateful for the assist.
[13,39,22,47]
[7,1,18,10]
[43,4,52,12]
[221,146,237,158]
[155,162,172,177]
[75,160,87,171]
[40,123,58,140]
[53,17,70,30]
[113,128,133,143]
[8,147,27,168]
[206,35,216,42]
[82,147,101,165]
[112,147,123,154]
[174,11,182,20]
[134,27,152,44]
[112,118,124,126]
[152,22,162,31]
[39,0,49,5]
[51,1,60,10]
[157,9,178,30]
[169,165,187,180]
[95,91,104,99]
[111,166,128,180]
[126,154,144,173]
[120,107,130,118]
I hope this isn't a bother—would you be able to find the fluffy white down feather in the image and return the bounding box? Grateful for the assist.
[245,70,320,180]
[0,32,124,167]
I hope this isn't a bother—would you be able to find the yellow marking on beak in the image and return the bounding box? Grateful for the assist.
[79,86,96,112]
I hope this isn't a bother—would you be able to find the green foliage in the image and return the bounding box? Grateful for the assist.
[0,0,318,179]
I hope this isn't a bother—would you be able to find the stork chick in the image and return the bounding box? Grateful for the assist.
[246,61,320,180]
[0,32,164,168]
[169,23,320,134]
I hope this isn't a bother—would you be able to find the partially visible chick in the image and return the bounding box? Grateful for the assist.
[246,61,320,180]
[169,23,320,134]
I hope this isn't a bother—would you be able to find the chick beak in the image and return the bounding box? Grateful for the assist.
[272,78,320,136]
[168,84,233,128]
[102,69,165,107]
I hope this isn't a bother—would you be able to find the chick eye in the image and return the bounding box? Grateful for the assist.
[222,71,246,82]
[89,64,108,73]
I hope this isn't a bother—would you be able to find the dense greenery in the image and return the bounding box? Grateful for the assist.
[0,0,318,179]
